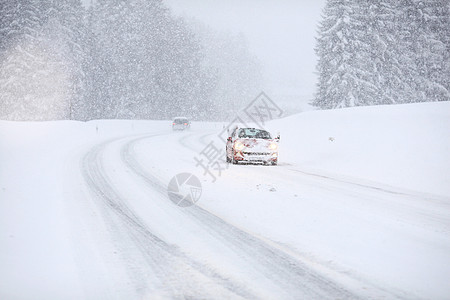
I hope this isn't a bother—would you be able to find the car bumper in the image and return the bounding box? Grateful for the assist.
[234,151,278,163]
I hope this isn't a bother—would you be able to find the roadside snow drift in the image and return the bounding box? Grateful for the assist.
[267,101,450,196]
[1,101,449,299]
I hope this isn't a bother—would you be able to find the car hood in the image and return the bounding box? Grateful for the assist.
[238,138,276,151]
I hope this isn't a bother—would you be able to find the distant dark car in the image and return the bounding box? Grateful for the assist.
[172,117,190,131]
[226,127,279,165]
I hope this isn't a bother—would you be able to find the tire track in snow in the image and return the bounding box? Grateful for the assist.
[285,168,450,233]
[168,129,450,299]
[188,129,450,234]
[122,134,360,300]
[82,134,256,299]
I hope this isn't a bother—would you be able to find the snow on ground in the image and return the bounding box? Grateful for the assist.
[1,102,449,299]
[266,101,450,197]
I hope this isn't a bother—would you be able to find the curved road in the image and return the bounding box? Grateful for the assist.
[80,131,359,299]
[78,128,450,299]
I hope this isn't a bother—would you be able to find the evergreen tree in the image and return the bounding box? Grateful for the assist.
[0,0,87,120]
[1,0,261,121]
[371,0,412,105]
[87,0,224,120]
[0,0,57,120]
[315,0,357,109]
[411,0,450,102]
[313,0,450,109]
[40,0,88,119]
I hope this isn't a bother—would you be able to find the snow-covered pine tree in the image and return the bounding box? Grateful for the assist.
[314,0,359,109]
[313,0,450,109]
[345,0,385,106]
[83,2,109,120]
[0,0,18,54]
[411,0,450,102]
[87,0,221,120]
[1,0,261,120]
[0,0,62,120]
[0,0,87,120]
[369,0,413,105]
[88,0,132,119]
[314,0,410,109]
[394,0,430,103]
[39,0,88,120]
[58,0,89,120]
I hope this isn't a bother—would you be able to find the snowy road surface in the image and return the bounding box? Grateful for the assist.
[79,132,358,299]
[1,102,450,299]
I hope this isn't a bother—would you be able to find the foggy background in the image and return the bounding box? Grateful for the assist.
[165,0,326,113]
[1,1,448,121]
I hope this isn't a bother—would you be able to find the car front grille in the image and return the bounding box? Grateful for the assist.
[243,152,270,155]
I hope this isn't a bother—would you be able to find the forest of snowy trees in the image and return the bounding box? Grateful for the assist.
[0,0,261,121]
[2,1,449,119]
[314,0,450,109]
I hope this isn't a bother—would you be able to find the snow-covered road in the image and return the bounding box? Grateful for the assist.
[77,125,449,299]
[1,102,450,299]
[78,130,360,299]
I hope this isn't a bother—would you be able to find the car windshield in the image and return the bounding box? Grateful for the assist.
[238,128,271,139]
[174,118,188,124]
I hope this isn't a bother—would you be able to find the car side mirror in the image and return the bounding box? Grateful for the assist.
[275,132,280,141]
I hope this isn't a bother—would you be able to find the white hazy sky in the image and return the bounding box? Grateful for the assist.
[164,0,326,100]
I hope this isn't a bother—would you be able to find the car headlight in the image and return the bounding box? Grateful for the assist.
[234,141,245,151]
[268,143,278,151]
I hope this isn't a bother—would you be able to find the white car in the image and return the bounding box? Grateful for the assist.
[226,127,279,165]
